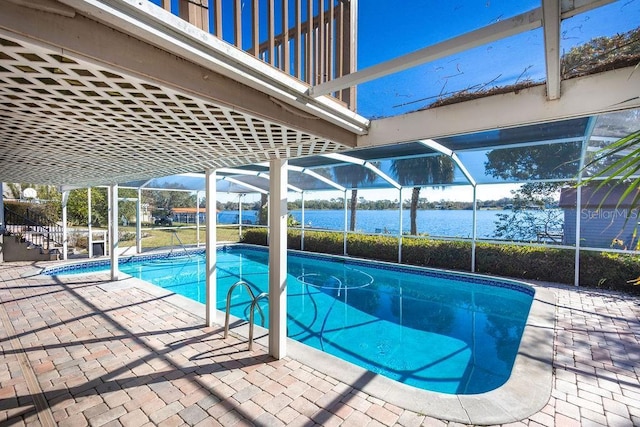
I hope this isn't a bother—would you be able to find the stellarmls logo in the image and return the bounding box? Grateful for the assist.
[581,209,639,220]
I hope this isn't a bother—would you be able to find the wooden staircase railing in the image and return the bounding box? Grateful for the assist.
[155,0,357,109]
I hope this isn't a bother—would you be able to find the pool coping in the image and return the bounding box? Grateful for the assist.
[279,287,555,425]
[126,277,554,425]
[38,248,555,424]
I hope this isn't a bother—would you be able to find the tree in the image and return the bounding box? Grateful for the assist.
[493,183,564,242]
[6,183,21,199]
[5,183,61,221]
[65,187,142,226]
[147,185,197,217]
[580,130,640,209]
[67,188,102,226]
[118,188,139,224]
[332,164,378,231]
[484,141,583,181]
[391,155,455,235]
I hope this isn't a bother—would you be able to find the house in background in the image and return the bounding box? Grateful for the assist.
[559,184,639,249]
[170,207,208,224]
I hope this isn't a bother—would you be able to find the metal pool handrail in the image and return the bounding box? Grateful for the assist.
[170,231,192,260]
[224,280,268,351]
[248,293,269,351]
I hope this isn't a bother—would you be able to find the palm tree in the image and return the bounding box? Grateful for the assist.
[578,129,640,283]
[580,130,640,206]
[332,164,378,231]
[391,155,455,235]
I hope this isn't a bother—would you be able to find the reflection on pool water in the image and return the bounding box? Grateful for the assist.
[47,245,533,395]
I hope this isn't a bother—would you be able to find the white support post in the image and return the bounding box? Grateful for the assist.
[266,195,270,244]
[109,185,119,281]
[471,185,478,272]
[238,193,243,240]
[343,190,348,255]
[269,159,288,359]
[88,188,93,258]
[398,188,403,263]
[542,0,561,100]
[574,119,595,286]
[107,188,111,258]
[136,188,142,254]
[62,190,69,261]
[574,186,582,287]
[196,191,201,248]
[205,169,217,326]
[301,191,305,251]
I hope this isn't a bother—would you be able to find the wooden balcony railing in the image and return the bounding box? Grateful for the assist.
[155,0,356,109]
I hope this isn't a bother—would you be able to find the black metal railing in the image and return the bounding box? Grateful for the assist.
[4,207,64,250]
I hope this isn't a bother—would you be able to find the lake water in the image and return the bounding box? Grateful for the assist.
[221,209,508,238]
[292,209,501,238]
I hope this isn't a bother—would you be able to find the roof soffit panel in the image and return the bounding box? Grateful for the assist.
[0,0,360,145]
[0,34,351,187]
[0,7,363,187]
[55,0,369,135]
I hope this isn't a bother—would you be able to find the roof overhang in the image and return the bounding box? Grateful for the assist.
[0,0,367,188]
[56,0,369,134]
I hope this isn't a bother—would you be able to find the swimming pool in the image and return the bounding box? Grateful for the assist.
[47,245,534,395]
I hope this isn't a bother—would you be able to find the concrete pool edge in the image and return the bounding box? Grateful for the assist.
[282,286,556,425]
[112,274,555,425]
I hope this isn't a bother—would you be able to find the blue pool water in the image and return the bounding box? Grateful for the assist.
[47,246,533,394]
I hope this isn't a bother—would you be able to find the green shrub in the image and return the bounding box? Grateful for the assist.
[579,251,640,292]
[475,244,575,283]
[347,234,399,262]
[240,229,640,294]
[299,231,344,255]
[402,238,472,270]
[288,230,301,250]
[5,201,29,218]
[241,228,267,246]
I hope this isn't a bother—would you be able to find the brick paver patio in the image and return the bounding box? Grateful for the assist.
[0,261,639,426]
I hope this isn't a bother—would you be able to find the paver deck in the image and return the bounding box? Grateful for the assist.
[0,260,639,426]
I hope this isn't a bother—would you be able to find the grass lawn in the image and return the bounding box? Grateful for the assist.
[117,225,241,249]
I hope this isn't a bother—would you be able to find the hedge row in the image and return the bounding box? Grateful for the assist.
[240,228,640,294]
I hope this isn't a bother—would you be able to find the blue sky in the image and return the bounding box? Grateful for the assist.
[356,0,640,117]
[357,1,539,68]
